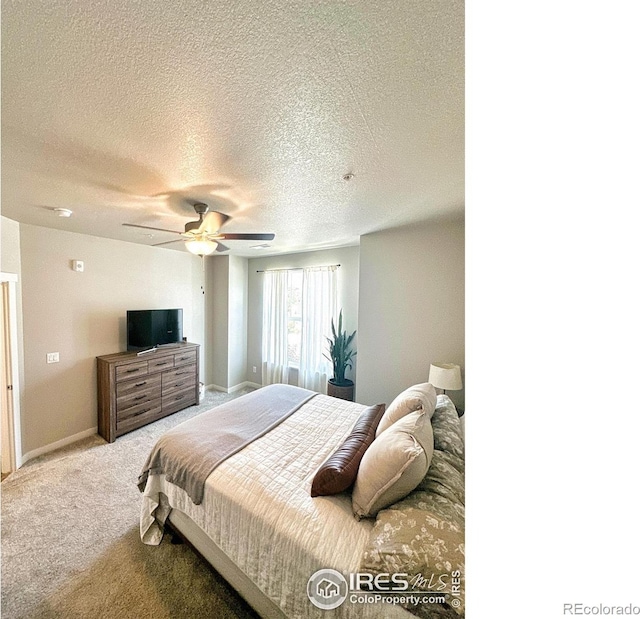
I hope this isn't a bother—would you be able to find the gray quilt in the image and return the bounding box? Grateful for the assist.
[137,384,316,504]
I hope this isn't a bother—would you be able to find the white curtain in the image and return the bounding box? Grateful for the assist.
[261,270,290,386]
[298,266,337,393]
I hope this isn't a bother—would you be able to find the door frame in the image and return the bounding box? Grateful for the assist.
[1,273,23,472]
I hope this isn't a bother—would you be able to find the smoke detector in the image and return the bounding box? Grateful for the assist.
[54,208,73,218]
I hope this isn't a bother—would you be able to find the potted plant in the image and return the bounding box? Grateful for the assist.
[324,311,357,401]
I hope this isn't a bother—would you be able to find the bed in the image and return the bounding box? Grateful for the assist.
[138,383,465,618]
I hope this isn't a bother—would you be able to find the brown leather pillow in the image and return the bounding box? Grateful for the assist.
[311,403,385,497]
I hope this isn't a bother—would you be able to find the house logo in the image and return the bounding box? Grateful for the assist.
[307,569,348,610]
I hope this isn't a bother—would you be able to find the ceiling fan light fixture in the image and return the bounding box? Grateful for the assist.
[185,238,218,256]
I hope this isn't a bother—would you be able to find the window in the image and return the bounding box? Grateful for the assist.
[262,266,338,392]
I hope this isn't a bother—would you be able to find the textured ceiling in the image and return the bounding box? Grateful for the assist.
[1,0,464,257]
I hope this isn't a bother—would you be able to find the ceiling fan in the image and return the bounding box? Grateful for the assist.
[123,202,275,256]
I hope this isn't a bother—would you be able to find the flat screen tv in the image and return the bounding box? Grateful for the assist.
[127,308,183,351]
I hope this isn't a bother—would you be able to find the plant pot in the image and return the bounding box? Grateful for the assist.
[327,379,355,402]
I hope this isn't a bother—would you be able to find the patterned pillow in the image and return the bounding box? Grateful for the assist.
[359,395,465,616]
[431,396,464,460]
[415,450,464,506]
[360,491,465,616]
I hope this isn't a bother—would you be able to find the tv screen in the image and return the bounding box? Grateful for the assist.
[127,309,183,350]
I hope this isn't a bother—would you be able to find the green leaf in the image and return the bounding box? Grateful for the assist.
[324,309,357,385]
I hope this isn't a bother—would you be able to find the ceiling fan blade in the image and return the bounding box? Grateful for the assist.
[214,242,230,252]
[218,233,275,241]
[152,239,184,247]
[123,223,182,234]
[199,211,231,234]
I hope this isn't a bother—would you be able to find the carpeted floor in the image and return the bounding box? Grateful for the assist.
[1,388,261,619]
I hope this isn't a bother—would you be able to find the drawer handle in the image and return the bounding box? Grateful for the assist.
[175,394,184,401]
[179,356,190,361]
[175,381,186,387]
[175,370,190,376]
[135,381,147,387]
[126,368,141,373]
[156,361,170,366]
[133,408,151,417]
[134,395,147,401]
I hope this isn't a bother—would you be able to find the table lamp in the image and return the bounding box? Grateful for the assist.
[428,363,462,395]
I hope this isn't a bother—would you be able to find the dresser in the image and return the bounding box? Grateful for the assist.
[97,342,200,442]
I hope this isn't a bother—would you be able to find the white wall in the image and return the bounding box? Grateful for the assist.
[204,254,248,391]
[1,216,22,273]
[356,217,465,409]
[17,223,205,455]
[205,256,230,388]
[246,246,360,386]
[228,256,248,388]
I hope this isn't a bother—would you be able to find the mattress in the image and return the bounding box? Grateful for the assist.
[140,392,414,618]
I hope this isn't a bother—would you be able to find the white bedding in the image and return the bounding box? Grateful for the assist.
[141,393,413,618]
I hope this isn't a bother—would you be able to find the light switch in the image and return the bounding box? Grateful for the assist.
[72,260,84,272]
[46,352,60,364]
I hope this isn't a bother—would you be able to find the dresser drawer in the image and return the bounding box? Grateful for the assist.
[115,360,148,381]
[163,363,196,383]
[148,355,174,373]
[116,403,163,434]
[174,349,197,368]
[116,373,161,397]
[162,385,197,414]
[116,397,162,422]
[162,374,196,396]
[116,384,161,412]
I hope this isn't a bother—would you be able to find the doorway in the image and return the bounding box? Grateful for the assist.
[1,273,22,477]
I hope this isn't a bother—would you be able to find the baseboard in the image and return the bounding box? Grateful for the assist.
[21,427,98,465]
[206,381,261,394]
[242,381,262,390]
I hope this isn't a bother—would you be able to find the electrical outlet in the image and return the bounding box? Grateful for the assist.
[46,352,60,364]
[252,366,257,373]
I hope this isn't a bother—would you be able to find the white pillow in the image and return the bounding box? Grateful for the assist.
[376,382,437,436]
[352,410,434,519]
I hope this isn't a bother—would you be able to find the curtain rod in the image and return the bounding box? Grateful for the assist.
[256,264,341,273]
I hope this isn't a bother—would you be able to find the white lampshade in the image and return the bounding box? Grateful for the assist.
[185,238,218,256]
[428,363,462,391]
